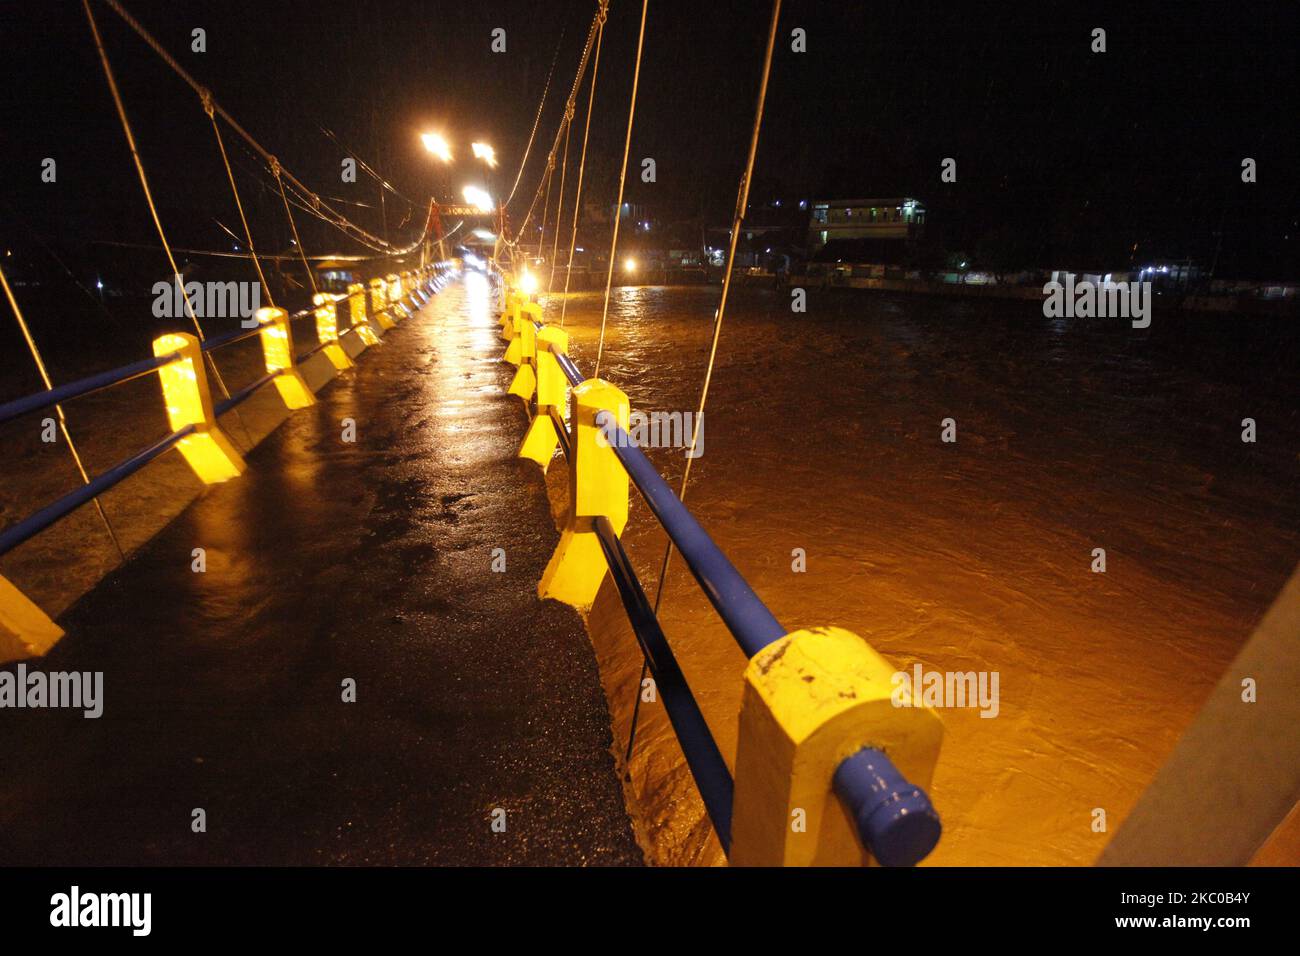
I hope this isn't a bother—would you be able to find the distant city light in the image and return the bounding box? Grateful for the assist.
[421,132,452,162]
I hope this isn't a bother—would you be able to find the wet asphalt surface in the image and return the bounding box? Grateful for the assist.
[0,277,643,865]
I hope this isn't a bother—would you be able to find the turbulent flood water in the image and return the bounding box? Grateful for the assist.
[3,280,1296,866]
[539,284,1300,867]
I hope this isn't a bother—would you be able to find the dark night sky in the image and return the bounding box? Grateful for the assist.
[1,0,1296,276]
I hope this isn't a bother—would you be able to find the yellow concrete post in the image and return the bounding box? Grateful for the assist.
[347,283,381,346]
[369,278,396,330]
[501,291,524,337]
[539,379,629,608]
[0,575,64,662]
[313,293,353,370]
[503,299,532,365]
[152,331,245,483]
[519,323,568,469]
[729,626,944,867]
[255,307,316,410]
[386,273,409,319]
[507,310,538,401]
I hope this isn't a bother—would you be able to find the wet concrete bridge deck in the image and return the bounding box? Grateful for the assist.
[0,280,643,865]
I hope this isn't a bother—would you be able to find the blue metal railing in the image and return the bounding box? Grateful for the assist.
[0,425,195,558]
[555,353,787,657]
[592,515,736,849]
[0,350,182,427]
[0,270,444,562]
[0,319,283,559]
[214,370,280,417]
[549,342,941,866]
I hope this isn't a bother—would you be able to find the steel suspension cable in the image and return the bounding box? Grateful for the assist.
[273,162,319,296]
[547,111,574,293]
[0,263,125,562]
[593,0,650,378]
[502,21,568,212]
[558,14,606,326]
[537,113,571,262]
[95,0,402,254]
[507,2,606,247]
[205,93,276,308]
[82,0,249,444]
[538,153,556,261]
[627,0,784,763]
[319,125,418,208]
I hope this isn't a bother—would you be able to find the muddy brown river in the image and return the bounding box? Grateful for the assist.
[539,283,1299,866]
[2,279,1296,865]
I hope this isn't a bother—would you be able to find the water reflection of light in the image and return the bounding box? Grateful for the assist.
[612,285,666,317]
[417,273,494,407]
[461,271,499,354]
[464,270,490,320]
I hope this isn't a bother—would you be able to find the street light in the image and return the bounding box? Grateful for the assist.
[623,256,638,274]
[463,185,494,213]
[471,142,497,168]
[420,132,452,163]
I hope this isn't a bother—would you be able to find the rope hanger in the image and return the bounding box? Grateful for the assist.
[81,0,262,457]
[592,0,650,377]
[204,89,277,309]
[558,11,607,326]
[502,2,607,262]
[0,264,125,562]
[94,0,415,256]
[625,0,785,764]
[548,110,574,293]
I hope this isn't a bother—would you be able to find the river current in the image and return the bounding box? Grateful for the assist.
[540,284,1299,866]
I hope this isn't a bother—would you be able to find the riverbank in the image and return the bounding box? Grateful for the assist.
[768,272,1299,317]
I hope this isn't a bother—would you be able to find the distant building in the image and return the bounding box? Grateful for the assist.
[313,261,360,293]
[808,198,925,252]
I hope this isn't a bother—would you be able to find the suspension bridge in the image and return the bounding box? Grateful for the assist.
[4,0,1292,871]
[0,0,946,868]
